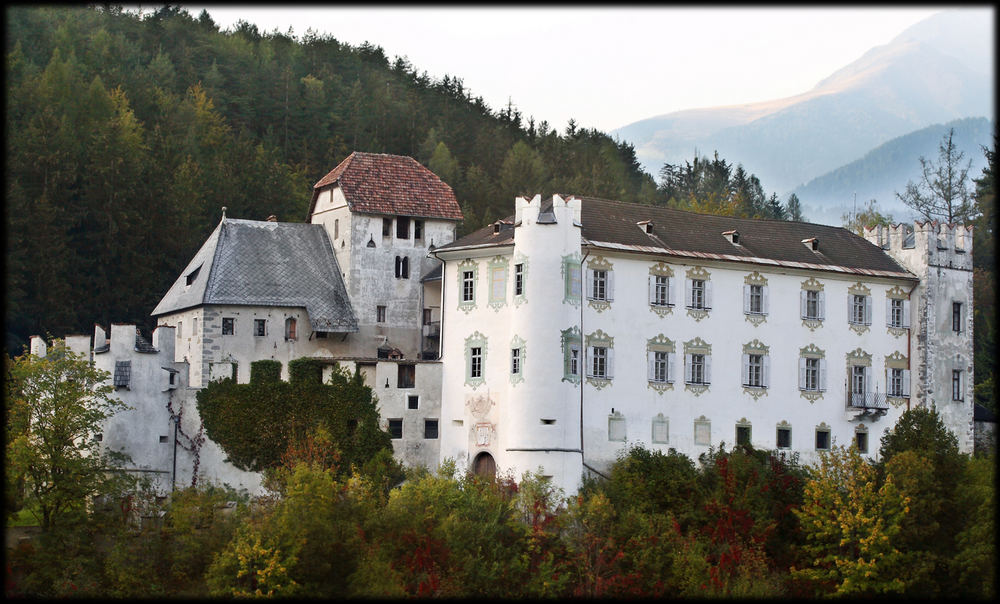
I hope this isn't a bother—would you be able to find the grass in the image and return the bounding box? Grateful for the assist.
[7,505,41,527]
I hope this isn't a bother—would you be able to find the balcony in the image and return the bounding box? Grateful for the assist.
[422,321,440,338]
[846,391,888,419]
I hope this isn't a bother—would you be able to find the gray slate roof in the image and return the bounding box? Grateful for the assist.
[437,196,914,279]
[152,218,358,333]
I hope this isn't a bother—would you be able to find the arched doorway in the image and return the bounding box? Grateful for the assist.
[473,452,496,478]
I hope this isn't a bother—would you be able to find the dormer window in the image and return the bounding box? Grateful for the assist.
[185,264,202,286]
[723,230,740,245]
[637,220,654,234]
[494,222,502,235]
[802,238,819,251]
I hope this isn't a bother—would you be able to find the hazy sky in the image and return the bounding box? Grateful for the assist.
[174,6,951,133]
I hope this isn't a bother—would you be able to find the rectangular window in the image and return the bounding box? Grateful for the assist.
[815,429,831,451]
[953,302,962,332]
[511,348,521,375]
[114,360,131,389]
[856,431,868,454]
[285,318,297,340]
[388,419,402,439]
[776,427,791,449]
[591,346,607,378]
[424,419,439,439]
[222,317,234,335]
[315,331,328,339]
[591,269,607,300]
[408,394,419,410]
[889,368,904,397]
[377,305,386,323]
[953,369,963,401]
[569,265,582,299]
[851,366,868,405]
[422,308,432,325]
[570,346,580,377]
[177,321,183,339]
[462,270,475,302]
[382,217,393,237]
[653,275,670,306]
[168,371,176,386]
[746,354,763,387]
[414,219,424,241]
[470,347,482,379]
[608,415,626,442]
[254,319,266,337]
[890,299,904,328]
[690,279,705,309]
[490,266,506,302]
[159,435,168,443]
[397,364,415,388]
[396,216,410,239]
[689,353,705,384]
[736,425,751,446]
[851,295,868,324]
[514,264,524,296]
[748,284,763,314]
[805,290,820,319]
[192,317,198,336]
[651,351,668,383]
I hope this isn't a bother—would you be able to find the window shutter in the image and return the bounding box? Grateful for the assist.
[800,290,807,318]
[705,355,712,384]
[864,366,871,394]
[847,294,852,322]
[705,281,713,309]
[903,300,911,328]
[648,276,656,305]
[762,286,769,315]
[743,285,750,314]
[819,359,827,391]
[685,353,693,383]
[668,276,676,306]
[606,271,614,301]
[763,355,770,387]
[886,299,893,326]
[648,350,656,381]
[685,279,693,308]
[586,346,594,377]
[798,357,806,389]
[818,291,826,319]
[741,353,749,386]
[607,348,615,378]
[668,352,676,383]
[864,296,872,325]
[902,369,911,397]
[586,269,595,299]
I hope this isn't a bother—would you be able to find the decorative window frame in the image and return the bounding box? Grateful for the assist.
[775,420,792,450]
[743,271,769,326]
[735,417,752,446]
[885,286,911,337]
[815,422,832,451]
[464,331,488,389]
[586,256,614,313]
[884,351,910,407]
[647,334,676,394]
[457,259,479,313]
[741,339,770,400]
[800,277,825,331]
[847,282,873,334]
[512,252,529,307]
[694,415,711,446]
[651,413,669,444]
[685,266,712,321]
[854,423,869,454]
[648,262,676,317]
[799,344,827,402]
[561,253,583,307]
[683,337,712,396]
[560,326,582,385]
[608,410,626,442]
[487,255,510,311]
[510,335,526,386]
[585,329,614,389]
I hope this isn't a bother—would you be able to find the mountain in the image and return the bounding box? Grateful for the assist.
[613,9,994,195]
[792,117,994,225]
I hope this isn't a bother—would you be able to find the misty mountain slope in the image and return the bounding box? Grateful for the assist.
[793,117,993,226]
[613,10,993,194]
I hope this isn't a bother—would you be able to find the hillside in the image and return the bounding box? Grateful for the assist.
[793,117,993,225]
[613,9,993,194]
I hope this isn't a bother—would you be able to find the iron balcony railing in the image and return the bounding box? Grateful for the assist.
[422,321,441,338]
[847,391,888,410]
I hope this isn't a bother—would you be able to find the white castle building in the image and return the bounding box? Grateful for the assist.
[28,153,976,496]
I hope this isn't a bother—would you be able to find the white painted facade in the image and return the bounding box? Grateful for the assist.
[436,195,975,495]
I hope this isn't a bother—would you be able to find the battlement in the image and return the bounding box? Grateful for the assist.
[863,221,973,271]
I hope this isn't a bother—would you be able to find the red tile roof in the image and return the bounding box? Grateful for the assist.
[309,152,463,221]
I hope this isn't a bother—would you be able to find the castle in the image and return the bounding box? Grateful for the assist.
[28,152,975,496]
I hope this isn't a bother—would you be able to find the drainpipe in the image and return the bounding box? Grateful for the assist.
[906,279,920,412]
[170,413,179,491]
[579,245,592,474]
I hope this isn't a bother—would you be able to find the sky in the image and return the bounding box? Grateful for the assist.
[170,6,951,133]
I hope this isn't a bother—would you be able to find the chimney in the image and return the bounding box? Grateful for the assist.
[267,215,278,222]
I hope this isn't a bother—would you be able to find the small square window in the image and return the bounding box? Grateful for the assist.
[222,317,235,335]
[815,429,831,451]
[776,427,791,449]
[254,319,266,337]
[388,419,402,439]
[736,425,751,446]
[855,431,868,454]
[407,394,419,410]
[159,435,168,443]
[424,419,439,439]
[94,433,103,442]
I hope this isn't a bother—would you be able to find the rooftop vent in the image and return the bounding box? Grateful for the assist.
[723,230,740,245]
[802,237,819,251]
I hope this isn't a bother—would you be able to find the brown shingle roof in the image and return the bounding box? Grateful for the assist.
[309,152,463,221]
[436,196,914,279]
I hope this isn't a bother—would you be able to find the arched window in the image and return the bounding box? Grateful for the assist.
[285,317,297,341]
[395,256,410,279]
